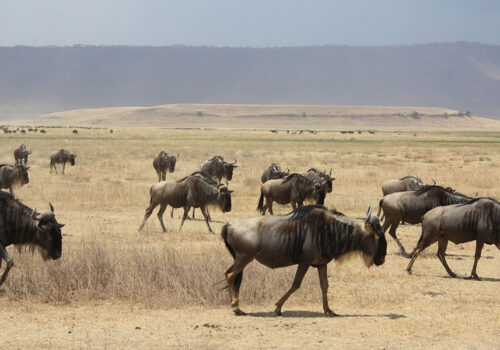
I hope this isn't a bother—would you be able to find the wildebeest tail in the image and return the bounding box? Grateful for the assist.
[257,190,264,214]
[221,223,235,259]
[377,199,385,221]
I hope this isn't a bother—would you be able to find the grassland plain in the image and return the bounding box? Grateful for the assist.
[0,128,499,349]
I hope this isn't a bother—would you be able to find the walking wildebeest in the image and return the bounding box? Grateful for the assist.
[170,171,219,219]
[258,173,319,215]
[153,151,179,182]
[303,168,335,205]
[381,176,424,196]
[0,164,30,198]
[138,176,232,233]
[200,156,238,182]
[13,144,31,165]
[378,185,473,257]
[260,163,289,183]
[0,192,64,287]
[49,149,77,175]
[222,205,387,316]
[406,197,500,280]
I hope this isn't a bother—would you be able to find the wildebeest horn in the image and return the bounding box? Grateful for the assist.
[232,159,237,164]
[31,208,37,220]
[286,167,290,173]
[49,202,54,212]
[329,168,332,176]
[474,192,478,199]
[432,179,436,185]
[365,206,372,219]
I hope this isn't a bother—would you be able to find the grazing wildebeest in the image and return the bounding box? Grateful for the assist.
[138,176,232,233]
[73,129,78,134]
[13,144,31,165]
[200,156,238,182]
[40,129,46,134]
[222,205,387,316]
[153,151,179,181]
[49,149,77,175]
[170,171,219,219]
[381,176,424,196]
[260,163,289,183]
[0,164,30,198]
[303,168,335,205]
[406,198,500,280]
[0,192,63,287]
[378,185,473,257]
[257,173,319,215]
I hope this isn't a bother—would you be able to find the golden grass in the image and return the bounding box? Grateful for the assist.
[0,127,499,313]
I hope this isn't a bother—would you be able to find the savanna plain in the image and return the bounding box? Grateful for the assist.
[0,128,499,349]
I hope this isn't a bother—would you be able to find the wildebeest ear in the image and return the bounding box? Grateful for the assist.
[332,178,336,181]
[26,166,30,170]
[58,224,65,228]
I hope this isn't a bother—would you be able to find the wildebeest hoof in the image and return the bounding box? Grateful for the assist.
[233,308,247,316]
[400,251,411,259]
[449,272,457,278]
[274,308,282,316]
[468,274,480,280]
[324,309,338,316]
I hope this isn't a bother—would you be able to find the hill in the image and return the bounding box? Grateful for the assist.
[23,103,500,130]
[2,43,500,121]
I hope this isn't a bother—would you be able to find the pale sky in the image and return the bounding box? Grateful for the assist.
[1,0,500,47]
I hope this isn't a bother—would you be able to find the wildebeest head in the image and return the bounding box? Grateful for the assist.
[168,153,179,172]
[218,185,233,213]
[223,159,238,181]
[15,164,30,185]
[361,207,387,267]
[69,154,77,166]
[31,204,64,260]
[322,169,336,193]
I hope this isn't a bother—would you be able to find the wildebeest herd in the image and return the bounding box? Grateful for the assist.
[0,142,499,317]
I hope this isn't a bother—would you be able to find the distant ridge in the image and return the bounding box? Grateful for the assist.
[20,103,500,130]
[2,43,500,120]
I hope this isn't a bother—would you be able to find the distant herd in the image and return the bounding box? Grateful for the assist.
[0,141,499,316]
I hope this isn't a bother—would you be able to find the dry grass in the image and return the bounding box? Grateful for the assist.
[1,128,500,348]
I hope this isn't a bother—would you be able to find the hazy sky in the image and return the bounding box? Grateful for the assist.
[1,0,500,47]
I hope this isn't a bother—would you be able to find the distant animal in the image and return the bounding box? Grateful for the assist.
[20,129,26,134]
[381,176,424,196]
[257,173,319,215]
[378,185,473,257]
[28,128,33,132]
[138,176,232,233]
[260,163,289,183]
[73,129,78,134]
[153,151,179,182]
[110,129,113,134]
[406,198,500,280]
[0,193,64,287]
[170,171,219,219]
[40,129,46,134]
[200,156,238,182]
[222,205,387,316]
[13,144,31,165]
[49,149,77,175]
[303,168,335,205]
[0,164,30,198]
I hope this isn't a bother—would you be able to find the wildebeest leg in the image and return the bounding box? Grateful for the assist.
[62,162,66,175]
[157,203,168,232]
[170,207,175,218]
[406,236,436,274]
[317,265,337,316]
[192,207,196,219]
[0,246,14,287]
[179,206,190,230]
[225,253,254,316]
[387,220,409,257]
[274,263,310,316]
[138,202,159,231]
[200,206,214,233]
[50,162,58,174]
[470,241,484,280]
[436,237,457,278]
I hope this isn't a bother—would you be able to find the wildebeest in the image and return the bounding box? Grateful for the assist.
[381,176,424,196]
[200,156,238,182]
[13,144,31,165]
[303,168,335,205]
[378,185,473,257]
[260,163,289,183]
[40,129,46,134]
[73,129,78,134]
[406,198,500,280]
[153,151,179,182]
[258,173,319,215]
[170,171,219,219]
[0,164,30,198]
[49,149,77,175]
[0,192,63,287]
[222,205,387,316]
[138,176,232,233]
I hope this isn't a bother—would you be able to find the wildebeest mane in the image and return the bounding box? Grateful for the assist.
[282,173,310,184]
[399,175,422,182]
[176,171,212,183]
[307,168,318,173]
[0,192,37,242]
[288,204,326,221]
[416,185,467,197]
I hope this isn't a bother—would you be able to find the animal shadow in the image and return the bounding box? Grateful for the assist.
[246,311,406,319]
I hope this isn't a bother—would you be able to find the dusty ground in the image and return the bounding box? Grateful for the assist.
[0,128,499,349]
